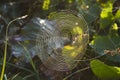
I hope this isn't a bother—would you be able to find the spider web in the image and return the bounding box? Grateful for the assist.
[35,11,89,71]
[35,0,120,72]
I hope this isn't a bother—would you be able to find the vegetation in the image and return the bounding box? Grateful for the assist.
[0,0,120,80]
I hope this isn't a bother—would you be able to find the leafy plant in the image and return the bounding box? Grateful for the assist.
[0,0,120,80]
[90,35,120,62]
[90,59,120,80]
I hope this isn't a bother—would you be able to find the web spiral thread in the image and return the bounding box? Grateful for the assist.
[35,11,89,71]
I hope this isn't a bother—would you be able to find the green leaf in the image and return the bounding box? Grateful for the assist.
[90,35,120,62]
[78,0,101,24]
[100,1,114,29]
[90,59,120,80]
[12,76,24,80]
[115,10,120,19]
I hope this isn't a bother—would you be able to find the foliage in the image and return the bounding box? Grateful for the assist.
[0,0,120,80]
[90,59,120,80]
[91,35,120,62]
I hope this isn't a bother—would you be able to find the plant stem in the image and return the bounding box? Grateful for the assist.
[63,66,90,80]
[0,15,28,80]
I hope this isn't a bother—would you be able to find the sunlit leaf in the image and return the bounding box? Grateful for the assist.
[100,1,114,29]
[42,0,51,10]
[112,23,118,30]
[115,10,120,19]
[90,59,120,80]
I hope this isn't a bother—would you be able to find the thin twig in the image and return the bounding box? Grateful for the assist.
[63,66,90,80]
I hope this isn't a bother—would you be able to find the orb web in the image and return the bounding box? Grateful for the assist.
[36,11,89,71]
